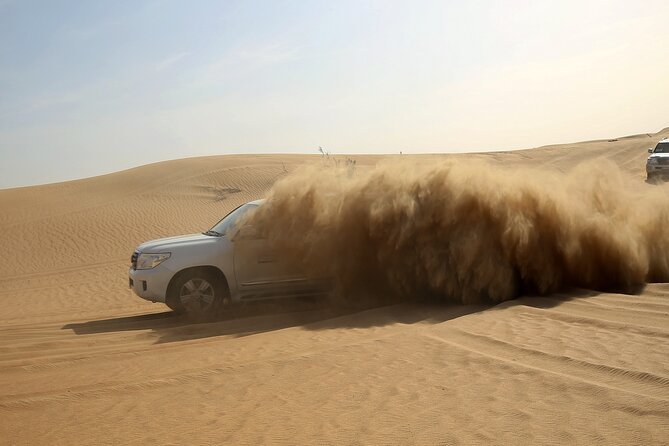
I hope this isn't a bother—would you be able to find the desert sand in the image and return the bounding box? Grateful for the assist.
[1,128,669,445]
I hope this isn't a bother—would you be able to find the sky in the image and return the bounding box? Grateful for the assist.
[1,0,668,188]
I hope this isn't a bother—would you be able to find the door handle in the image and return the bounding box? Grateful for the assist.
[258,256,275,264]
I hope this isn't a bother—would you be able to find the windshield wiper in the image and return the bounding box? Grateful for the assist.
[202,230,222,237]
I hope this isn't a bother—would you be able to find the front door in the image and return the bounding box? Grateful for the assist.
[232,224,306,299]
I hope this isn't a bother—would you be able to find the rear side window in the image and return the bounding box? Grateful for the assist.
[654,143,669,153]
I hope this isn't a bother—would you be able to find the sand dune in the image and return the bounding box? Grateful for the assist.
[1,129,669,445]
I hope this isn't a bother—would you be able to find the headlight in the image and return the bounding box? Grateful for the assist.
[648,157,659,165]
[136,252,171,270]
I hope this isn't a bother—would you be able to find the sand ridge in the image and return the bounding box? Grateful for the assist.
[1,129,669,444]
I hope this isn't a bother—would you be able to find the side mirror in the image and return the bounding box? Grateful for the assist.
[648,148,654,154]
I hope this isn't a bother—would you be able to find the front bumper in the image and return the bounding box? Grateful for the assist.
[646,165,669,177]
[128,265,173,303]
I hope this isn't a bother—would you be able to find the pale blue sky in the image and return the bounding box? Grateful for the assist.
[1,0,668,188]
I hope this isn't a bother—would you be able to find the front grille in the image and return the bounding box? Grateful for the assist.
[658,158,669,165]
[131,251,139,270]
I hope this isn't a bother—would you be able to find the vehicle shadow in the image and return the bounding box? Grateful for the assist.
[64,299,322,343]
[63,286,613,345]
[646,176,669,185]
[63,297,492,344]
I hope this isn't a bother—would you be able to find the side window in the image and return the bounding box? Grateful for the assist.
[234,224,262,240]
[209,203,259,236]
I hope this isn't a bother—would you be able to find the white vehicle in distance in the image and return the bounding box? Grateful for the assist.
[129,199,323,315]
[646,138,669,181]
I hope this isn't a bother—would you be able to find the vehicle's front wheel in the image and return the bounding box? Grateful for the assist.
[167,269,229,317]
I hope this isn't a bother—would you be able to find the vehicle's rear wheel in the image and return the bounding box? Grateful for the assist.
[167,270,229,317]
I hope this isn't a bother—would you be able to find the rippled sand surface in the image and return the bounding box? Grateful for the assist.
[1,129,668,445]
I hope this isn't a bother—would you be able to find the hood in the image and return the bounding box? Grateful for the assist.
[137,233,219,253]
[649,153,669,159]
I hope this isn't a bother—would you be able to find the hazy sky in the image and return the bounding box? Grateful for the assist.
[1,0,668,188]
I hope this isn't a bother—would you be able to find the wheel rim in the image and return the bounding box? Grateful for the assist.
[179,278,216,313]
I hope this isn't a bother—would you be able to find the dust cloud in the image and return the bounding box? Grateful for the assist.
[249,159,669,303]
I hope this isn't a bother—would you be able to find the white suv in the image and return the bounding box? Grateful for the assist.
[129,199,323,315]
[646,138,669,181]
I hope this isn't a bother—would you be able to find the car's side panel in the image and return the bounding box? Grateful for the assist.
[232,225,310,299]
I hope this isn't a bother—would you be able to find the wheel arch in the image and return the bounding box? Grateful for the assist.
[166,265,230,309]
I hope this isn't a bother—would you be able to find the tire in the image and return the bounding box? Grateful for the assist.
[167,269,229,317]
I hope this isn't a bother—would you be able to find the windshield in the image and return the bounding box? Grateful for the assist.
[206,203,258,236]
[654,143,669,153]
